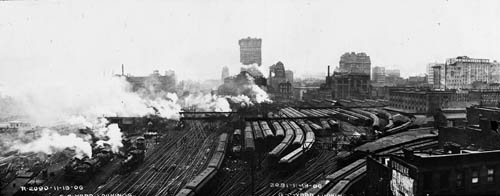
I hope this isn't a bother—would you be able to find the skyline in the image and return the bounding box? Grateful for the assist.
[0,0,499,85]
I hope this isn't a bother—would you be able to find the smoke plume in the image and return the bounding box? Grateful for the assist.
[10,128,93,159]
[182,93,231,112]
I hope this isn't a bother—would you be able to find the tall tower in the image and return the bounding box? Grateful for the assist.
[239,37,262,66]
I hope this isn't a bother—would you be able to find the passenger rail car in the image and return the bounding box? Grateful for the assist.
[177,133,229,196]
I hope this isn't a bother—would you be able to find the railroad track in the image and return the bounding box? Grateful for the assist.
[93,121,222,196]
[96,127,192,195]
[43,129,185,196]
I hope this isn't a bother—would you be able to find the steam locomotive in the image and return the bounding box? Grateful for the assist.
[64,144,113,184]
[119,136,146,173]
[64,137,147,182]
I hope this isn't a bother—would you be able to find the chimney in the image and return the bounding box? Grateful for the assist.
[327,65,330,77]
[121,64,124,76]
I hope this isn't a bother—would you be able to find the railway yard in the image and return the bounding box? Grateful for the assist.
[1,101,440,196]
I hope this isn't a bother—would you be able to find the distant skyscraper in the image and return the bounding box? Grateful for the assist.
[221,66,229,81]
[427,63,436,85]
[432,65,445,89]
[239,37,262,66]
[339,52,371,76]
[285,70,294,82]
[372,66,386,84]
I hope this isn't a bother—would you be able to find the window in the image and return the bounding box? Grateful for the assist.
[456,171,464,188]
[487,168,495,183]
[472,169,479,184]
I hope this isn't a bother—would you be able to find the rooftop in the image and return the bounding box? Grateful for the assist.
[356,127,438,153]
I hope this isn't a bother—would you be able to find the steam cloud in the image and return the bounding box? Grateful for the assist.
[0,64,273,158]
[10,129,93,159]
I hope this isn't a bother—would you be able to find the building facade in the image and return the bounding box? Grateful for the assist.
[433,56,493,89]
[427,63,435,85]
[239,37,262,66]
[372,66,386,84]
[285,70,294,83]
[489,61,500,84]
[368,149,500,196]
[432,64,445,89]
[394,150,500,196]
[329,72,370,99]
[339,52,371,76]
[388,89,500,114]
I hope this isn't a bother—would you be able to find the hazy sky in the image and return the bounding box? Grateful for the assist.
[0,0,499,83]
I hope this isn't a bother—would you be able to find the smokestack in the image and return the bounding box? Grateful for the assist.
[121,64,124,76]
[327,65,330,77]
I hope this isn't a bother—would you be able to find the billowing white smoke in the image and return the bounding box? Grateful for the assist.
[242,73,272,104]
[218,69,273,105]
[226,95,252,107]
[240,63,269,79]
[69,117,124,154]
[94,124,123,153]
[0,75,183,157]
[183,93,231,112]
[10,128,92,159]
[246,84,272,103]
[0,76,180,126]
[145,93,181,120]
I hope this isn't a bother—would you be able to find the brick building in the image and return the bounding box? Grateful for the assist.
[388,89,500,114]
[239,37,262,66]
[368,149,500,196]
